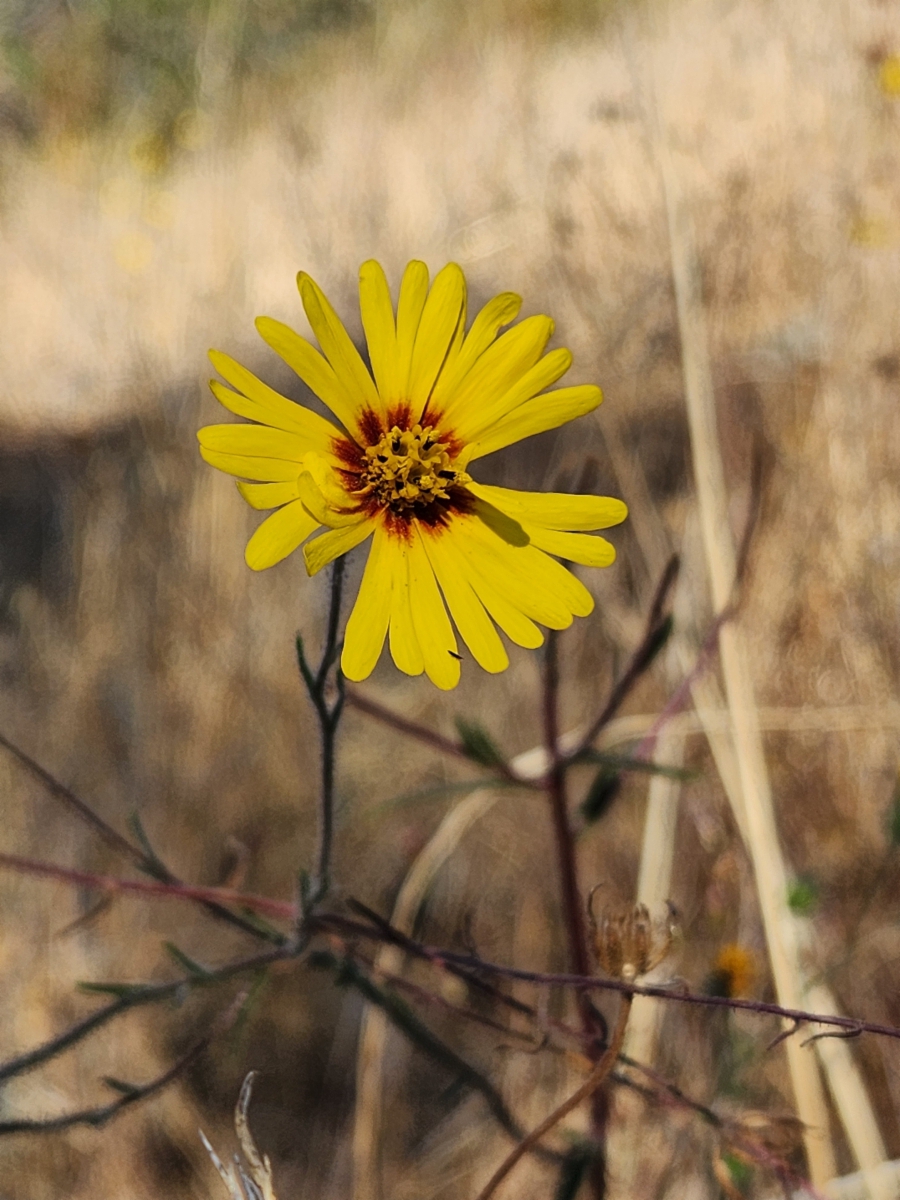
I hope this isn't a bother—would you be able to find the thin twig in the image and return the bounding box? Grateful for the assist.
[0,1034,211,1135]
[344,689,527,785]
[315,914,900,1043]
[309,951,560,1163]
[472,996,633,1200]
[0,731,284,944]
[0,992,249,1136]
[346,897,534,1017]
[0,946,289,1088]
[0,853,296,921]
[541,633,594,997]
[569,555,679,759]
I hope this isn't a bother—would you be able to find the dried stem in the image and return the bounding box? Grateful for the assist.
[0,853,296,921]
[0,1034,211,1135]
[0,732,280,943]
[0,945,288,1090]
[543,629,609,1199]
[344,688,527,785]
[542,632,593,986]
[472,995,633,1200]
[317,913,900,1043]
[568,555,679,760]
[0,992,250,1136]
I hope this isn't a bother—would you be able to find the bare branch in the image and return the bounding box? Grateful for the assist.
[0,853,296,921]
[0,732,284,943]
[0,946,288,1088]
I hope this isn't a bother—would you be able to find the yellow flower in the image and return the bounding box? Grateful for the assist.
[198,260,627,689]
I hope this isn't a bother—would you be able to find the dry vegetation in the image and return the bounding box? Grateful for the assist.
[1,0,900,1196]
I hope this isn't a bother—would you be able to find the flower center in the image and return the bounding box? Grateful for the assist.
[354,423,471,514]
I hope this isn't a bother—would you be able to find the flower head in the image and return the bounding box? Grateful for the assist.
[198,260,627,689]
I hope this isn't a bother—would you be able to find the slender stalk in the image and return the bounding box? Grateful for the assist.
[0,732,280,942]
[543,631,610,1200]
[472,996,633,1200]
[298,557,346,908]
[543,632,592,985]
[317,914,900,1042]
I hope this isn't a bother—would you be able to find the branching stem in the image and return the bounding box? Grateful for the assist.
[297,556,346,908]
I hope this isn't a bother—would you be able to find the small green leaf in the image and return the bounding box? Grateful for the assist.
[554,1142,598,1200]
[888,776,900,845]
[77,981,142,998]
[645,613,674,663]
[164,942,213,979]
[454,718,507,769]
[127,812,170,882]
[722,1151,753,1192]
[787,876,818,915]
[580,768,621,824]
[103,1076,141,1097]
[574,749,694,781]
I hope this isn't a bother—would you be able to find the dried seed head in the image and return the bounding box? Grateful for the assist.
[589,893,678,981]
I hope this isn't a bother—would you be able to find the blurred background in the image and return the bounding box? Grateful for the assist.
[1,0,900,1196]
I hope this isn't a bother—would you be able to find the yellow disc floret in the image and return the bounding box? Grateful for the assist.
[354,423,472,515]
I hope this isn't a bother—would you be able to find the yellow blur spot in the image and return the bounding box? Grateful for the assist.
[850,215,893,248]
[879,55,900,95]
[99,175,142,221]
[143,189,177,230]
[174,108,212,151]
[114,231,154,274]
[713,944,755,998]
[129,133,169,176]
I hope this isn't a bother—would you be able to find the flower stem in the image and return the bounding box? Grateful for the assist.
[297,557,346,910]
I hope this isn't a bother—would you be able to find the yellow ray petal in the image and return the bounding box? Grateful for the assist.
[408,526,461,690]
[429,290,521,410]
[341,525,393,682]
[236,480,301,510]
[388,538,424,676]
[303,518,375,576]
[462,564,544,649]
[199,446,303,482]
[244,500,319,571]
[298,272,382,419]
[451,347,572,443]
[296,471,363,528]
[419,525,508,673]
[395,261,430,398]
[465,514,594,621]
[435,290,467,385]
[408,263,466,421]
[437,314,554,429]
[453,517,572,629]
[467,482,628,531]
[198,424,311,463]
[461,384,602,464]
[470,497,528,546]
[524,526,617,567]
[255,316,364,438]
[359,260,399,408]
[208,353,341,449]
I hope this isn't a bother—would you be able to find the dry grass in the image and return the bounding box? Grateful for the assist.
[1,0,900,1195]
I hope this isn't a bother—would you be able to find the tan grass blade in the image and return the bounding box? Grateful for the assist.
[352,786,503,1200]
[623,727,685,1068]
[650,28,892,1185]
